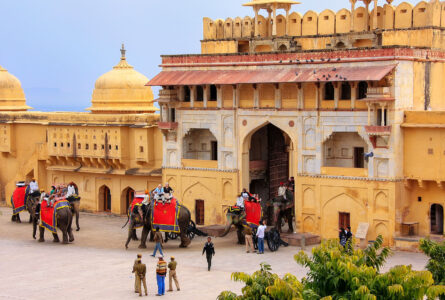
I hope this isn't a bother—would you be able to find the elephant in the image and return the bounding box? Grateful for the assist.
[269,189,294,233]
[33,203,74,244]
[124,201,192,249]
[69,200,80,231]
[220,209,249,245]
[11,193,40,224]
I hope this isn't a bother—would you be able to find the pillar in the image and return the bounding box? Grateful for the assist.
[372,0,378,30]
[315,83,320,109]
[285,5,290,36]
[253,84,259,108]
[179,86,185,101]
[334,82,340,110]
[254,6,260,37]
[203,85,209,108]
[161,104,168,122]
[272,3,277,36]
[297,83,304,109]
[380,103,386,126]
[351,82,357,109]
[217,85,223,108]
[367,103,371,125]
[268,9,272,36]
[275,84,282,109]
[232,85,238,108]
[190,86,195,108]
[350,0,356,31]
[364,0,371,31]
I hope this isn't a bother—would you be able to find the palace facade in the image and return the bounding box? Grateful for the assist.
[2,0,445,247]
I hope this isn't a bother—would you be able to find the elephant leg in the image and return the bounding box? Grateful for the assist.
[149,230,154,242]
[287,210,294,233]
[139,226,150,249]
[75,209,80,231]
[38,226,45,242]
[237,228,245,245]
[61,228,69,244]
[29,213,32,223]
[53,233,60,243]
[179,230,191,248]
[11,214,15,222]
[17,214,21,223]
[164,232,169,243]
[132,229,139,241]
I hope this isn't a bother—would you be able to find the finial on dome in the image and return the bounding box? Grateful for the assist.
[121,43,126,60]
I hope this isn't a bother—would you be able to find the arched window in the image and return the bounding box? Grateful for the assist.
[341,82,351,100]
[324,82,334,100]
[358,81,368,99]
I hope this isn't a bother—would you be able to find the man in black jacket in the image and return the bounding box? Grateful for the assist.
[202,237,215,271]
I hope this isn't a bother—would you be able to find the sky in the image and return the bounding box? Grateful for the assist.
[0,0,405,112]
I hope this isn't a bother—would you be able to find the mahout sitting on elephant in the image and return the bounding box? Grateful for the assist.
[11,181,40,224]
[221,200,262,244]
[123,192,192,249]
[267,188,294,233]
[33,198,74,244]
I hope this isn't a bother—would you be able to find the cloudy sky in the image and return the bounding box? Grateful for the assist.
[0,0,404,111]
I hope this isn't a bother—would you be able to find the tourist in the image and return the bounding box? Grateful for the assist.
[202,236,215,271]
[345,226,353,242]
[162,183,173,197]
[236,194,245,209]
[277,182,287,200]
[50,185,56,195]
[156,256,167,296]
[167,256,180,292]
[29,179,40,197]
[66,182,76,201]
[133,256,148,297]
[151,227,164,257]
[339,228,347,247]
[244,225,255,253]
[142,189,150,205]
[153,184,163,202]
[256,220,266,254]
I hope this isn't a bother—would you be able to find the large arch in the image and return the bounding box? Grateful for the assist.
[98,185,111,212]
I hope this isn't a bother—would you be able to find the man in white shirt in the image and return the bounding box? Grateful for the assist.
[256,220,266,254]
[277,182,287,200]
[29,179,40,197]
[236,195,244,209]
[66,183,76,198]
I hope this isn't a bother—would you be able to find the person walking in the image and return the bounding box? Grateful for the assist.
[167,256,180,292]
[151,227,164,257]
[132,254,142,294]
[256,220,266,254]
[156,256,167,296]
[339,228,347,247]
[202,237,215,271]
[133,257,148,297]
[244,225,255,253]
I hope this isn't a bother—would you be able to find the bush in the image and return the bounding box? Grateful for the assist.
[420,238,445,300]
[218,236,445,300]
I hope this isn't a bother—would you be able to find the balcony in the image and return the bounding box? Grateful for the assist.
[366,87,393,101]
[181,159,218,169]
[364,125,391,136]
[156,89,178,104]
[158,122,178,130]
[321,167,368,177]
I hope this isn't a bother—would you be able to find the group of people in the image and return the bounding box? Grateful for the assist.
[235,188,260,209]
[39,182,78,208]
[277,177,295,200]
[243,220,267,254]
[132,254,179,297]
[339,226,353,247]
[153,183,174,205]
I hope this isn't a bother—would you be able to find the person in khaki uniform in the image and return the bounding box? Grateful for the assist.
[132,254,142,293]
[167,256,180,292]
[244,225,255,253]
[133,258,148,296]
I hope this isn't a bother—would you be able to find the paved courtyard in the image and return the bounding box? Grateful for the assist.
[0,206,430,300]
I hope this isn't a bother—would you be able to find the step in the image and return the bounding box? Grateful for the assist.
[280,232,321,247]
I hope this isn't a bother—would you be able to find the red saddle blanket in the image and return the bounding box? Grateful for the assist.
[152,198,180,233]
[245,201,261,226]
[11,186,27,215]
[130,197,144,213]
[40,199,70,233]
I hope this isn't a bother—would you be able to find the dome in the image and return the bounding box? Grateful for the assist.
[87,45,157,114]
[0,65,31,111]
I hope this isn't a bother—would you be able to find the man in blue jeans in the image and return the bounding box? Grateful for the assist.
[156,255,167,296]
[151,227,164,257]
[256,220,266,254]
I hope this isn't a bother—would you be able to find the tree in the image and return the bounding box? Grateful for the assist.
[420,238,445,300]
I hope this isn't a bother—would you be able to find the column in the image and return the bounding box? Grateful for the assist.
[285,5,290,36]
[367,103,371,125]
[380,103,385,126]
[203,85,209,108]
[272,3,277,36]
[351,82,357,109]
[161,104,168,122]
[179,86,185,101]
[268,9,272,36]
[334,82,340,110]
[275,84,282,109]
[232,85,238,108]
[364,0,370,31]
[297,83,304,109]
[315,83,320,109]
[253,84,259,108]
[217,85,223,108]
[372,0,378,30]
[254,6,260,37]
[350,0,356,32]
[190,86,195,108]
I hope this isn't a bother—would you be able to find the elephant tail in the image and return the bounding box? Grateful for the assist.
[122,215,130,229]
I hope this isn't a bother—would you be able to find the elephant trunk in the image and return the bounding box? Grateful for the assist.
[220,219,233,237]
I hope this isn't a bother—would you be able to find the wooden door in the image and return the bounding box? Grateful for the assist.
[195,199,205,225]
[104,187,111,212]
[339,212,350,229]
[354,147,364,168]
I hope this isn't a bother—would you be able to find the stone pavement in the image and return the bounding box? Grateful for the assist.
[0,207,429,299]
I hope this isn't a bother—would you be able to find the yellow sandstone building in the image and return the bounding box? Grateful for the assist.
[2,0,445,247]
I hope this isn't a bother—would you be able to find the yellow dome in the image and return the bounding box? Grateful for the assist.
[87,45,157,114]
[0,65,31,111]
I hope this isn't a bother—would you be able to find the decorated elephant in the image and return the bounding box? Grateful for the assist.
[33,200,74,244]
[220,207,248,245]
[68,199,80,231]
[11,186,40,224]
[124,200,192,249]
[268,189,294,233]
